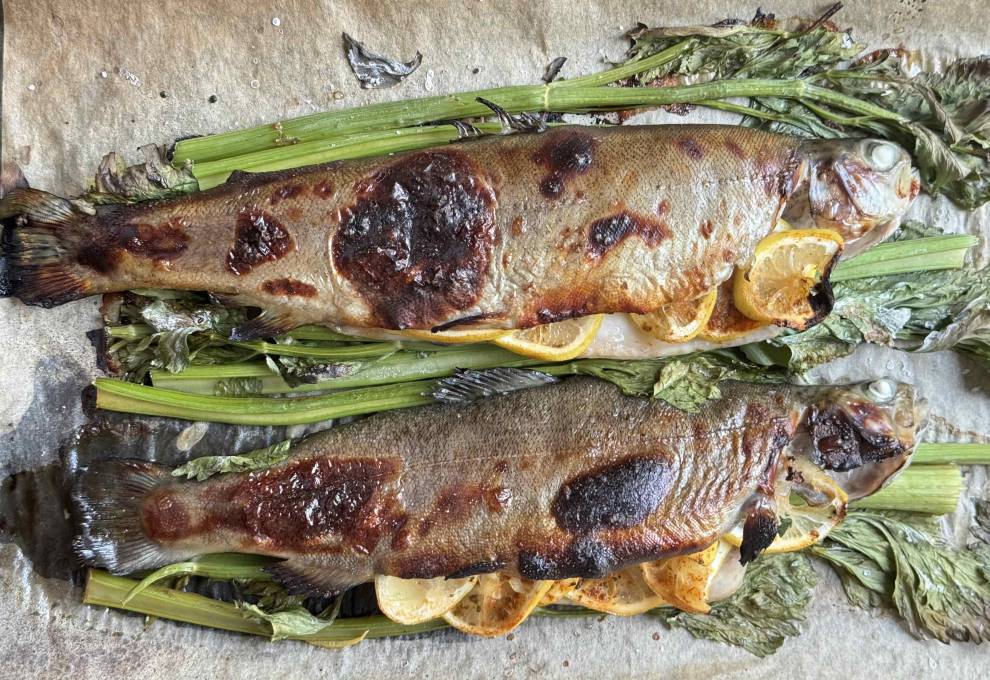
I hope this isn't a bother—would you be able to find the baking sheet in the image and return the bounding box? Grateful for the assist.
[1,1,989,677]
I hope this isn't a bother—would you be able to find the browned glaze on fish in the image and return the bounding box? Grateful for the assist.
[75,377,924,594]
[2,125,917,338]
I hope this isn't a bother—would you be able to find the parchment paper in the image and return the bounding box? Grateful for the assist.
[1,1,988,678]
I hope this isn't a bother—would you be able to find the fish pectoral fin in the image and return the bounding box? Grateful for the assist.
[229,310,300,341]
[739,495,779,565]
[264,560,369,597]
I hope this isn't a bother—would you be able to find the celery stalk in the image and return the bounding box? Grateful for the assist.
[850,465,962,515]
[913,443,990,465]
[173,42,695,164]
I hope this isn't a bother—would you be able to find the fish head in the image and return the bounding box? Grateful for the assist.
[800,138,919,255]
[795,378,927,498]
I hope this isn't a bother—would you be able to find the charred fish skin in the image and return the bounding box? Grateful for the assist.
[3,125,916,336]
[74,377,924,595]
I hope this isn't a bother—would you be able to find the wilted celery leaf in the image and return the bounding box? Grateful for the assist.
[237,600,340,641]
[83,144,198,204]
[624,11,860,84]
[172,440,292,481]
[572,351,785,410]
[650,352,785,411]
[810,511,990,643]
[106,293,254,380]
[825,55,990,209]
[659,553,817,657]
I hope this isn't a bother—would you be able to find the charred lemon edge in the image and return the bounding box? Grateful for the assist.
[732,228,844,330]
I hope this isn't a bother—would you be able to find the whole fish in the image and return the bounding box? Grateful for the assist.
[3,125,916,340]
[75,375,925,594]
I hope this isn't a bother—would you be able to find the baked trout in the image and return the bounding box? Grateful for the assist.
[3,125,916,340]
[75,375,925,594]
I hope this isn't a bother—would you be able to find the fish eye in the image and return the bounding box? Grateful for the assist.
[865,141,900,172]
[866,379,896,402]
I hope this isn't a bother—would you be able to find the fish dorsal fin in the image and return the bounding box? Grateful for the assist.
[431,368,558,404]
[265,560,369,597]
[229,310,299,341]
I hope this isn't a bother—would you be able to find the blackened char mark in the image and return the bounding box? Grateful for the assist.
[533,130,597,199]
[586,210,671,260]
[739,503,779,564]
[333,150,497,329]
[808,403,905,472]
[447,559,507,578]
[552,455,672,533]
[519,535,619,580]
[226,210,294,275]
[430,311,501,333]
[260,277,318,297]
[224,456,401,553]
[77,218,190,274]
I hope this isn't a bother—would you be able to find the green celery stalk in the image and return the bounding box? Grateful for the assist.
[176,78,902,169]
[913,443,990,465]
[85,571,448,643]
[95,377,438,425]
[225,338,402,360]
[195,123,501,189]
[151,345,538,395]
[831,235,978,282]
[122,554,275,605]
[850,465,962,515]
[173,42,695,164]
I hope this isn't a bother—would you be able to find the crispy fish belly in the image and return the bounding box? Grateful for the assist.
[2,125,917,338]
[75,377,924,595]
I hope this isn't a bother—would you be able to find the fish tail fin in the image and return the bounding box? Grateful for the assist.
[73,459,186,574]
[1,188,94,307]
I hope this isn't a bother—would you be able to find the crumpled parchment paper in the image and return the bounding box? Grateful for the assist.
[1,1,988,678]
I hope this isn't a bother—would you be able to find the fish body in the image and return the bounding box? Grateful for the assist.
[75,376,924,594]
[3,125,916,339]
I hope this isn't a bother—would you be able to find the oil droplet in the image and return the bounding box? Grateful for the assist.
[250,79,260,89]
[27,83,36,91]
[99,70,108,79]
[271,17,281,27]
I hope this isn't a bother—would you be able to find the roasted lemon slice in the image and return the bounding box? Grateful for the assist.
[443,573,553,637]
[396,327,510,344]
[566,567,667,616]
[538,578,581,606]
[724,458,848,554]
[375,575,477,625]
[494,315,604,361]
[640,540,734,614]
[631,287,719,343]
[697,280,767,342]
[733,229,844,330]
